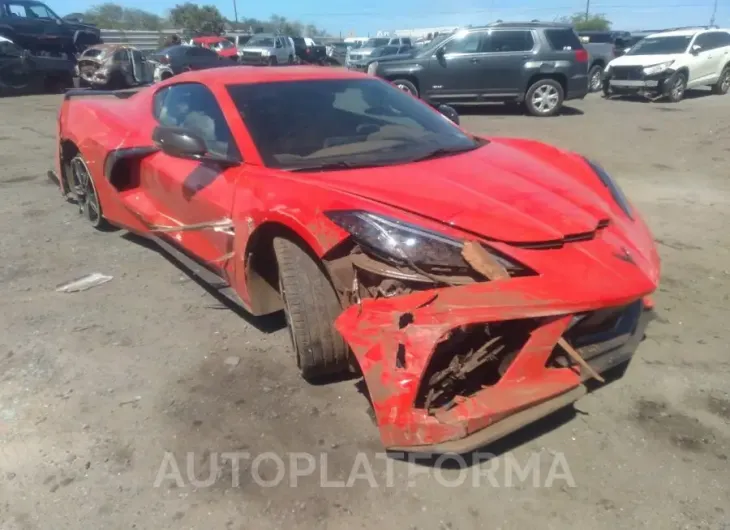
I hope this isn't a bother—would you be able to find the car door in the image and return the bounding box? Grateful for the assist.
[141,82,242,280]
[701,32,728,82]
[688,32,718,85]
[425,29,488,101]
[479,29,536,96]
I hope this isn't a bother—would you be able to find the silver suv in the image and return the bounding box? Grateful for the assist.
[346,36,411,66]
[239,34,295,65]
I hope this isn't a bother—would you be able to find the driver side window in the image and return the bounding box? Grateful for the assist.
[441,31,485,54]
[153,83,239,160]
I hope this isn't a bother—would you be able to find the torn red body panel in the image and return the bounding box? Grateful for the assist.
[52,66,660,453]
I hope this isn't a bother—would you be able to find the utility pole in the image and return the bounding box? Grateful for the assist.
[232,0,238,23]
[585,0,590,21]
[710,0,717,25]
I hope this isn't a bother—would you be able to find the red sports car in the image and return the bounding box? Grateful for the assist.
[191,36,239,61]
[51,66,660,453]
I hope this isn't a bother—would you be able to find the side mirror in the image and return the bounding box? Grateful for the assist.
[691,44,702,55]
[435,46,445,58]
[152,126,239,166]
[437,104,459,125]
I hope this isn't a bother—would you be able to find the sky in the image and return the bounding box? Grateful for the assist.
[53,0,728,37]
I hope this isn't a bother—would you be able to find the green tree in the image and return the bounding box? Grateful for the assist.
[81,3,164,30]
[169,3,226,35]
[563,12,612,31]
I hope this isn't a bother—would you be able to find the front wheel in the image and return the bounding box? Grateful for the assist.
[711,66,730,95]
[268,56,278,66]
[525,78,564,117]
[391,78,418,97]
[273,237,350,380]
[665,72,687,103]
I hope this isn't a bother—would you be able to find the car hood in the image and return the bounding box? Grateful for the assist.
[350,47,376,55]
[242,46,273,53]
[305,139,620,243]
[609,53,681,67]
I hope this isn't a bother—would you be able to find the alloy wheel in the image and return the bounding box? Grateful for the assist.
[531,84,560,113]
[70,156,101,225]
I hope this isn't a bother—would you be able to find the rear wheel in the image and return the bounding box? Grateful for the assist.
[588,64,603,92]
[525,78,564,117]
[391,78,418,97]
[288,55,294,64]
[268,56,278,66]
[273,237,350,380]
[69,154,113,230]
[711,66,730,95]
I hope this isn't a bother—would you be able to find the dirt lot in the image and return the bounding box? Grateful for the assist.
[1,90,729,530]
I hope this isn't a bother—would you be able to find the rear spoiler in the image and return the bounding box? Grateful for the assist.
[63,86,152,100]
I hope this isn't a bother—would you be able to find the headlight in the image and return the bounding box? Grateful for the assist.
[642,61,673,76]
[261,49,271,56]
[583,158,634,220]
[367,61,378,76]
[325,210,522,273]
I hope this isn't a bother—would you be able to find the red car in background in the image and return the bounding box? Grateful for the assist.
[51,66,660,453]
[191,36,239,61]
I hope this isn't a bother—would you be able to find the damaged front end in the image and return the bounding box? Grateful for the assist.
[322,210,657,453]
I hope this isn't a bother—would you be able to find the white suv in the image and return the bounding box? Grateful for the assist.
[602,27,730,102]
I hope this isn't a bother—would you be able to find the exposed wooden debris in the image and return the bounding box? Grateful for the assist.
[557,337,605,383]
[461,240,510,280]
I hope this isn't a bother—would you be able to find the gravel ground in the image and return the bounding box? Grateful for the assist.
[1,90,729,530]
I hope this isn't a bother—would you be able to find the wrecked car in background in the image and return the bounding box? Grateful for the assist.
[0,35,74,95]
[0,0,101,57]
[51,66,660,453]
[75,44,152,89]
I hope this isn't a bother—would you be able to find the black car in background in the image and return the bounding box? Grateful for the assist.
[0,35,74,95]
[147,45,227,77]
[0,0,101,57]
[291,36,327,64]
[371,22,589,117]
[578,30,633,56]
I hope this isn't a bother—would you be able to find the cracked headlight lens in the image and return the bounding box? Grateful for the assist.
[325,210,521,272]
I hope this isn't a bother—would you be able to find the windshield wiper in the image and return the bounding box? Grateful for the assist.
[286,160,387,172]
[408,145,479,163]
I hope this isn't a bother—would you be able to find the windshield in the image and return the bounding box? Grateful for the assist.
[215,40,234,49]
[365,38,389,47]
[227,78,480,171]
[626,35,692,55]
[248,36,275,47]
[415,32,453,56]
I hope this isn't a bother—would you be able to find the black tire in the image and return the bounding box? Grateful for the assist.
[69,154,113,231]
[391,78,418,97]
[268,56,278,66]
[273,237,350,380]
[665,71,687,103]
[711,66,730,95]
[288,55,294,65]
[524,78,564,117]
[587,64,603,93]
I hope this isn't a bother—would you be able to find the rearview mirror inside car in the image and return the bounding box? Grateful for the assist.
[437,104,459,125]
[152,126,239,166]
[435,46,445,58]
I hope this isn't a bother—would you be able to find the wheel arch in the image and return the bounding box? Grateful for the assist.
[243,217,346,316]
[523,73,567,100]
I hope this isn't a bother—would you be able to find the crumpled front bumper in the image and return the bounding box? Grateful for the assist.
[334,264,657,453]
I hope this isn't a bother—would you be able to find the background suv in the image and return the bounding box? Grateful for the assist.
[370,22,589,117]
[603,27,730,102]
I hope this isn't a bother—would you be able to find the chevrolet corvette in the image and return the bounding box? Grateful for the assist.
[51,66,660,453]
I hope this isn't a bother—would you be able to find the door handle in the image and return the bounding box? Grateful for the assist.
[470,57,479,63]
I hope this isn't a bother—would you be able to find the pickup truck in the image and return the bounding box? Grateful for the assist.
[0,0,101,57]
[581,40,617,92]
[291,36,327,64]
